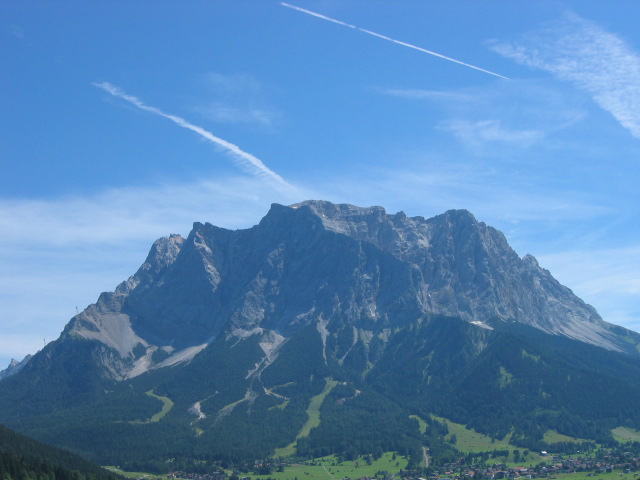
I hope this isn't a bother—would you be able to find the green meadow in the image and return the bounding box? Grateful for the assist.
[274,379,338,458]
[611,427,640,443]
[254,453,408,480]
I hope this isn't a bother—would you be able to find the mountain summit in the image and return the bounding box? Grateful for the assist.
[67,200,637,380]
[1,201,639,467]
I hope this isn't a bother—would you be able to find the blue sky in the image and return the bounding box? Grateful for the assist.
[1,1,639,368]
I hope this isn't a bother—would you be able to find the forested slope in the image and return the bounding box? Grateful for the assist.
[0,423,122,480]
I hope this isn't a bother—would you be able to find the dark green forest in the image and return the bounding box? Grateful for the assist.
[0,424,121,480]
[2,316,640,472]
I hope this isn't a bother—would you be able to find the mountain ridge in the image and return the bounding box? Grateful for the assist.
[94,201,638,375]
[1,200,639,468]
[5,200,638,383]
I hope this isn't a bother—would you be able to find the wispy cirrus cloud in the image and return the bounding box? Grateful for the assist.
[538,246,640,331]
[195,104,278,127]
[0,178,297,248]
[321,162,612,226]
[193,73,281,128]
[94,82,291,187]
[383,81,585,150]
[491,13,640,139]
[383,88,476,103]
[442,119,543,148]
[202,72,264,95]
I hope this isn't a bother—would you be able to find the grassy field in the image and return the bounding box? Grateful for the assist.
[146,390,174,423]
[108,462,639,480]
[612,426,640,443]
[255,453,408,480]
[273,378,338,458]
[410,414,428,435]
[431,415,512,452]
[431,415,546,464]
[104,466,171,479]
[543,429,590,444]
[129,390,174,424]
[549,472,639,480]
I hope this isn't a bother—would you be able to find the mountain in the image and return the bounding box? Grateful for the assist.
[0,354,32,380]
[1,200,639,469]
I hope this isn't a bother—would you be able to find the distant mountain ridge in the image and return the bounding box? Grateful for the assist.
[0,354,31,380]
[1,200,639,468]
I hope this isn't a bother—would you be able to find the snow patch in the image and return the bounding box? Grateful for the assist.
[471,320,494,330]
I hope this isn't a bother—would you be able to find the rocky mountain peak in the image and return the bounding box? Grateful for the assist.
[141,233,184,272]
[36,200,640,381]
[434,208,478,224]
[522,253,540,267]
[0,354,32,381]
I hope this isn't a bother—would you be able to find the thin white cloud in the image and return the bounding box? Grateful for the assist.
[442,119,543,148]
[0,334,43,362]
[93,82,292,187]
[0,178,299,248]
[194,103,278,127]
[539,247,640,297]
[382,81,586,150]
[202,72,264,95]
[280,2,508,79]
[11,26,25,40]
[383,88,476,103]
[193,73,281,128]
[320,163,612,226]
[538,247,640,330]
[491,13,640,139]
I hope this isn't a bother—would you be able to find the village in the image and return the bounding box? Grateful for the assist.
[417,451,640,480]
[157,449,640,480]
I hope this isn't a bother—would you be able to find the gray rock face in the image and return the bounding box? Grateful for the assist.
[289,201,625,350]
[0,354,32,381]
[65,201,640,379]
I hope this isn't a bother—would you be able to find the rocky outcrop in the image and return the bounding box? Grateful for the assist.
[0,355,32,381]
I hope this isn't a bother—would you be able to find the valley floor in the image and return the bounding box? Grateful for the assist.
[107,450,640,480]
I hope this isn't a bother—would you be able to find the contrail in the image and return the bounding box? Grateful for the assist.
[93,82,291,187]
[281,2,509,80]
